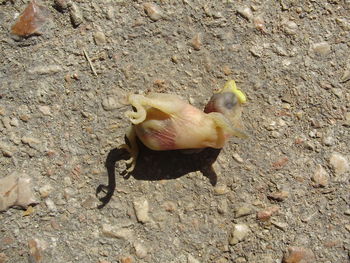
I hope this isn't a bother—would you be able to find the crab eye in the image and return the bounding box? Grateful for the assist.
[221,92,238,110]
[205,92,238,114]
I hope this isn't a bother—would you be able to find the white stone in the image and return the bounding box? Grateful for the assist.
[102,224,134,241]
[312,164,329,187]
[38,105,51,116]
[143,3,162,21]
[311,42,331,56]
[229,224,250,245]
[237,6,253,20]
[329,152,349,175]
[39,184,53,198]
[133,198,151,223]
[134,241,148,259]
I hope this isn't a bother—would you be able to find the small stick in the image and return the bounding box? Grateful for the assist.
[83,49,97,76]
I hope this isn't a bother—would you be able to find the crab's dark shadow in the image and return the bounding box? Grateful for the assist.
[96,139,221,209]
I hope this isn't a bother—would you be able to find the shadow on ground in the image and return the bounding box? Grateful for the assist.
[96,139,221,208]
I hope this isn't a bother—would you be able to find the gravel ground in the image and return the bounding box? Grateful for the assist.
[0,0,350,263]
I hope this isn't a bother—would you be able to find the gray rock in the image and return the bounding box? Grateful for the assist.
[102,97,121,111]
[94,31,106,45]
[311,42,331,56]
[102,224,134,241]
[28,65,63,75]
[235,204,253,218]
[69,2,83,27]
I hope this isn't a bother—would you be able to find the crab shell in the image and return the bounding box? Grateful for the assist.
[121,80,247,172]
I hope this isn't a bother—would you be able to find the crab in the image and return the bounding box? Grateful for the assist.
[120,80,247,172]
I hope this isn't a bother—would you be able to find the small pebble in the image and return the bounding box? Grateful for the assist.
[344,112,350,127]
[235,204,253,218]
[28,239,44,263]
[11,0,50,38]
[21,136,41,148]
[102,224,134,241]
[322,135,334,146]
[187,254,200,263]
[38,105,51,116]
[45,199,57,212]
[143,3,162,21]
[311,42,331,56]
[283,20,298,35]
[271,220,288,231]
[69,2,83,27]
[133,198,151,223]
[102,97,121,111]
[214,184,229,195]
[232,153,244,163]
[250,45,264,57]
[54,0,68,12]
[39,184,53,198]
[94,31,106,45]
[191,33,202,51]
[257,206,279,221]
[234,257,247,263]
[229,224,250,245]
[341,68,350,83]
[217,199,228,214]
[268,191,289,201]
[0,142,14,157]
[332,88,342,98]
[163,201,177,212]
[329,152,349,175]
[282,246,316,263]
[10,118,19,127]
[28,65,62,75]
[120,256,133,263]
[237,6,253,20]
[133,241,148,259]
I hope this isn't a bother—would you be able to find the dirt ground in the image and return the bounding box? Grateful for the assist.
[0,0,350,262]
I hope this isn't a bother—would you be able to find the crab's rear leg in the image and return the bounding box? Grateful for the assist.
[119,126,139,173]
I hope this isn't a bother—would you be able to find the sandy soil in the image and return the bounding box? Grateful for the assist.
[0,0,349,262]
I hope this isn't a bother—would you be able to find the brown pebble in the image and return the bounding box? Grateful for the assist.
[0,253,8,263]
[268,191,289,201]
[120,256,133,263]
[28,239,43,263]
[11,0,50,37]
[282,246,316,263]
[143,3,162,21]
[191,33,202,51]
[222,65,232,75]
[54,0,68,12]
[257,206,279,221]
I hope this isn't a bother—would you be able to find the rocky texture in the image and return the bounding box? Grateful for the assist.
[0,0,349,262]
[0,173,37,211]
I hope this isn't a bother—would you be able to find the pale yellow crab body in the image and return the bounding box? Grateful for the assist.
[120,80,247,172]
[134,102,229,151]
